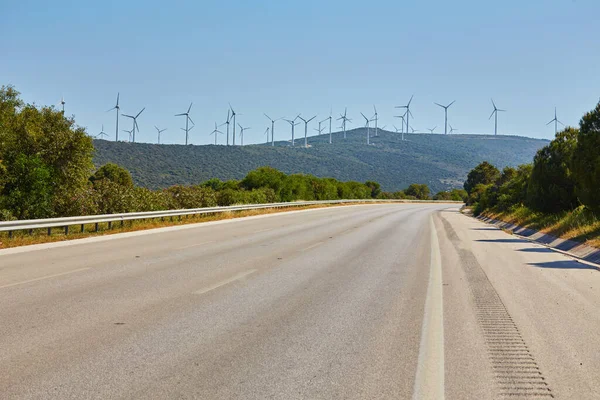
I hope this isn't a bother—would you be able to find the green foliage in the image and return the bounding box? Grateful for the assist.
[364,181,381,198]
[405,184,430,200]
[496,164,531,211]
[464,161,500,195]
[0,85,94,218]
[92,129,546,194]
[2,154,54,219]
[572,101,600,212]
[527,127,579,213]
[91,163,134,188]
[433,189,466,201]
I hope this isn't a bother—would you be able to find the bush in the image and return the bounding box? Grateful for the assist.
[405,184,430,200]
[91,163,134,188]
[527,128,578,213]
[572,102,600,212]
[464,161,500,195]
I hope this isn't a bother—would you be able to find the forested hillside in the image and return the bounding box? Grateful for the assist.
[94,129,547,192]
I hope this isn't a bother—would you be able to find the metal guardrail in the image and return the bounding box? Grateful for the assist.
[0,199,462,237]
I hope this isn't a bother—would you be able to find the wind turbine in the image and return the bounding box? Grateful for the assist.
[395,95,414,134]
[489,99,506,135]
[264,114,281,147]
[337,107,351,139]
[95,124,108,139]
[298,115,316,148]
[546,107,564,135]
[372,105,379,137]
[360,112,373,145]
[449,124,458,134]
[393,125,401,133]
[154,126,167,144]
[58,96,66,113]
[284,116,300,146]
[122,107,145,143]
[238,123,250,146]
[320,112,333,144]
[175,103,194,145]
[410,126,417,133]
[315,120,325,137]
[427,126,437,134]
[210,122,223,145]
[229,103,238,146]
[223,109,231,146]
[394,113,406,140]
[123,128,134,142]
[107,93,120,141]
[264,127,270,143]
[434,100,455,135]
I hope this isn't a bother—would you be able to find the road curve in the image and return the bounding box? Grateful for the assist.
[0,204,598,399]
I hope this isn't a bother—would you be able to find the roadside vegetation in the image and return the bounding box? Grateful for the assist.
[464,100,600,247]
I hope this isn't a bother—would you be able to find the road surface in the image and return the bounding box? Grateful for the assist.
[1,204,599,399]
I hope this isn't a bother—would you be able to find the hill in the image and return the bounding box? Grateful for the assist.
[93,129,548,193]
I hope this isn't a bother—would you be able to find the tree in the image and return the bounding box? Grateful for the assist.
[527,127,578,213]
[90,163,134,187]
[572,101,600,212]
[405,183,430,200]
[464,161,500,195]
[364,181,381,198]
[241,166,286,199]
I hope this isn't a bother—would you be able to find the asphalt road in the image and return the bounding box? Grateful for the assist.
[1,204,599,399]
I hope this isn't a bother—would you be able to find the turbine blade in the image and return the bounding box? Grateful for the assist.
[136,107,145,118]
[175,113,186,116]
[187,102,193,113]
[188,116,195,125]
[546,119,554,125]
[489,110,496,120]
[434,102,444,108]
[448,100,456,108]
[264,113,271,120]
[491,98,497,110]
[116,92,119,105]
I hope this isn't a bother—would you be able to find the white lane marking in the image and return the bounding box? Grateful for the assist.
[253,228,273,233]
[0,267,91,289]
[301,241,325,251]
[177,241,215,250]
[193,269,257,295]
[412,216,445,400]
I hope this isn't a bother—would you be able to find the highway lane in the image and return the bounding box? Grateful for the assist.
[0,203,599,399]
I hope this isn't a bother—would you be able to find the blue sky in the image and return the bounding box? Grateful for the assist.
[2,0,599,144]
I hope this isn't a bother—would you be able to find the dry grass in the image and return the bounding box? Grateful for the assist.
[483,205,600,248]
[0,204,342,249]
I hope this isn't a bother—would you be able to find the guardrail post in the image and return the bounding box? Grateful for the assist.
[80,224,84,233]
[29,229,33,235]
[95,223,99,232]
[64,225,69,235]
[108,221,112,230]
[8,231,12,239]
[121,220,124,228]
[47,227,51,236]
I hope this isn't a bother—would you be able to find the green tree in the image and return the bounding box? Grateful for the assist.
[405,183,430,200]
[90,163,134,187]
[572,101,600,212]
[527,127,578,213]
[365,181,381,198]
[464,161,500,195]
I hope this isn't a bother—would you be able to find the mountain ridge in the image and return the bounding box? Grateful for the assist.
[93,128,548,192]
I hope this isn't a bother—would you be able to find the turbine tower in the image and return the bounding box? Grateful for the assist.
[489,99,506,136]
[434,100,455,135]
[264,114,281,147]
[264,127,270,143]
[95,124,108,139]
[210,122,223,145]
[237,124,250,146]
[175,103,194,145]
[337,107,351,139]
[122,107,145,143]
[546,107,564,135]
[298,115,316,148]
[284,116,300,146]
[320,112,333,144]
[123,128,134,142]
[58,96,66,113]
[154,126,167,144]
[360,112,373,145]
[394,114,406,140]
[223,110,231,146]
[229,103,238,146]
[107,93,120,141]
[372,105,379,137]
[395,95,414,134]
